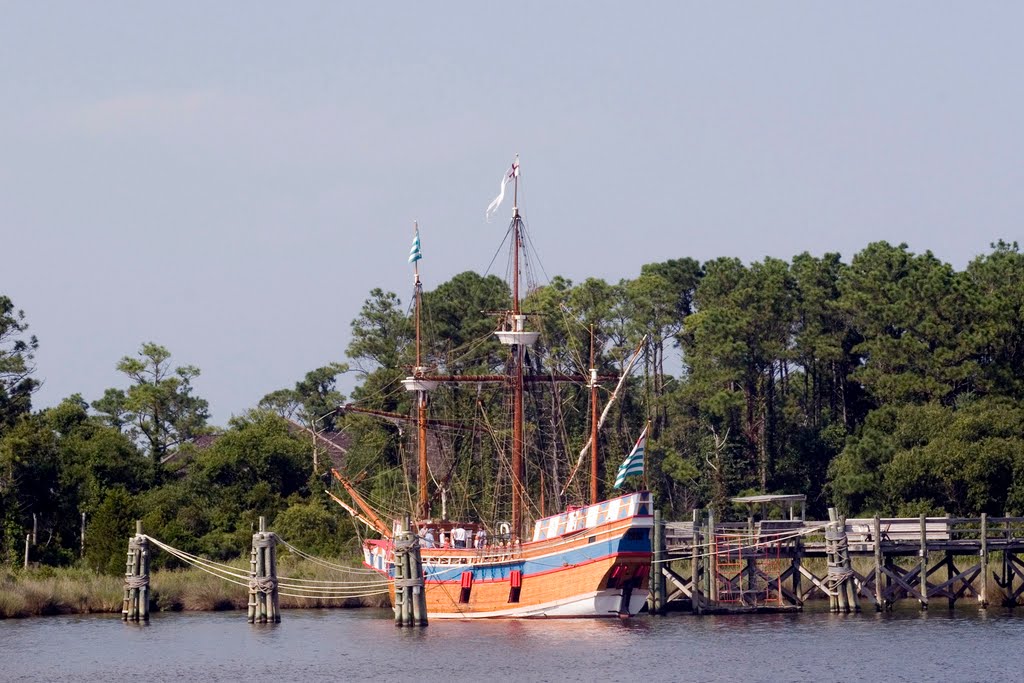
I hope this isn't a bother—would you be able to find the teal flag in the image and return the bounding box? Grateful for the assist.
[408,229,422,263]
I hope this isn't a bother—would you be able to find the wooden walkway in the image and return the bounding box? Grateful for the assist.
[649,513,1024,614]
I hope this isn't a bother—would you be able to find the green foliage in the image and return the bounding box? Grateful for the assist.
[273,500,352,556]
[422,272,509,372]
[259,362,349,432]
[97,342,210,459]
[0,295,39,433]
[85,487,139,575]
[347,289,412,375]
[829,398,1024,516]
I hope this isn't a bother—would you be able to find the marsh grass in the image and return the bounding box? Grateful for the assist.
[0,568,123,618]
[1,552,389,619]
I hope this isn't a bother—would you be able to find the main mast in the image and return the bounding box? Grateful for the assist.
[493,158,537,541]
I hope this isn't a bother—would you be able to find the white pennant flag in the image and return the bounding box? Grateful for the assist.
[485,155,520,222]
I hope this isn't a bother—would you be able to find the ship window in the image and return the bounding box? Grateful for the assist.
[588,535,597,544]
[459,571,473,604]
[508,586,521,603]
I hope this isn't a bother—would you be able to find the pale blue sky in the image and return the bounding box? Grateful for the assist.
[3,3,1022,423]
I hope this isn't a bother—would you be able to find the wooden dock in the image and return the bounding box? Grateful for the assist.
[650,512,1024,614]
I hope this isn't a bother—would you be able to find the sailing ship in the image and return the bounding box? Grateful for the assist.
[332,158,653,618]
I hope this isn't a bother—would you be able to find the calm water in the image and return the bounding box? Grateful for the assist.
[1,606,1020,682]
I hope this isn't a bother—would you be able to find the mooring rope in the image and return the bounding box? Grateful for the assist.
[249,576,277,594]
[276,574,388,586]
[276,587,391,600]
[276,537,384,575]
[648,522,831,564]
[124,575,150,588]
[143,534,392,598]
[145,536,252,581]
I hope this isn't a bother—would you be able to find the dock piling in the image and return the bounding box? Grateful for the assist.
[872,516,884,611]
[979,513,989,608]
[393,517,427,627]
[919,514,929,610]
[122,521,149,622]
[248,516,280,624]
[691,509,702,614]
[648,509,666,615]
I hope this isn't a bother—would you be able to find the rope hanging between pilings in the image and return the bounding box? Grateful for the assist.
[139,533,391,599]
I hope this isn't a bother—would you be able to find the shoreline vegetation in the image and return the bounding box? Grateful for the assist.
[0,555,390,619]
[3,555,1014,619]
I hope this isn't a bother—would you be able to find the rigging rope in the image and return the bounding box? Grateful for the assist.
[276,537,384,575]
[141,534,392,599]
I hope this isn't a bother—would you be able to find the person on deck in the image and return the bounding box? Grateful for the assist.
[453,525,467,548]
[424,528,435,548]
[474,528,487,549]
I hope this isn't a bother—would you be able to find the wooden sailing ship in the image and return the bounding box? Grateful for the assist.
[332,159,653,618]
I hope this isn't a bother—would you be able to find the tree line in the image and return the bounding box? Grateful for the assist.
[2,239,1023,572]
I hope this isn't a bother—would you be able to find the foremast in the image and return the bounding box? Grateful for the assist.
[401,222,436,522]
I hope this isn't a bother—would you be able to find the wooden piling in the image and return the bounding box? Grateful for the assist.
[792,520,803,609]
[873,516,884,611]
[919,514,928,610]
[247,542,258,623]
[249,516,280,624]
[826,509,842,612]
[840,516,860,613]
[268,528,280,623]
[121,534,136,620]
[122,521,149,622]
[648,509,665,615]
[393,530,406,626]
[707,508,718,605]
[979,513,989,608]
[139,522,150,622]
[392,516,425,627]
[409,529,427,627]
[691,509,701,614]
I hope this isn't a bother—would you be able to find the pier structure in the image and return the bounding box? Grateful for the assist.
[653,495,1024,613]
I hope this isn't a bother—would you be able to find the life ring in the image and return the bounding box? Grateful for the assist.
[498,521,511,537]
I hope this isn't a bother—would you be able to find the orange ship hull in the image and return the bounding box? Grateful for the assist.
[367,491,653,618]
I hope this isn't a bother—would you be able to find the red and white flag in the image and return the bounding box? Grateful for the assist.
[485,155,520,222]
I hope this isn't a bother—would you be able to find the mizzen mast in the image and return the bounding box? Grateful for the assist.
[590,325,600,505]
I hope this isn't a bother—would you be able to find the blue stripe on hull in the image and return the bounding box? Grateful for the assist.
[420,529,651,584]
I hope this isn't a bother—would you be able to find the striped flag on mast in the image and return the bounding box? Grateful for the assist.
[613,424,649,489]
[408,225,422,263]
